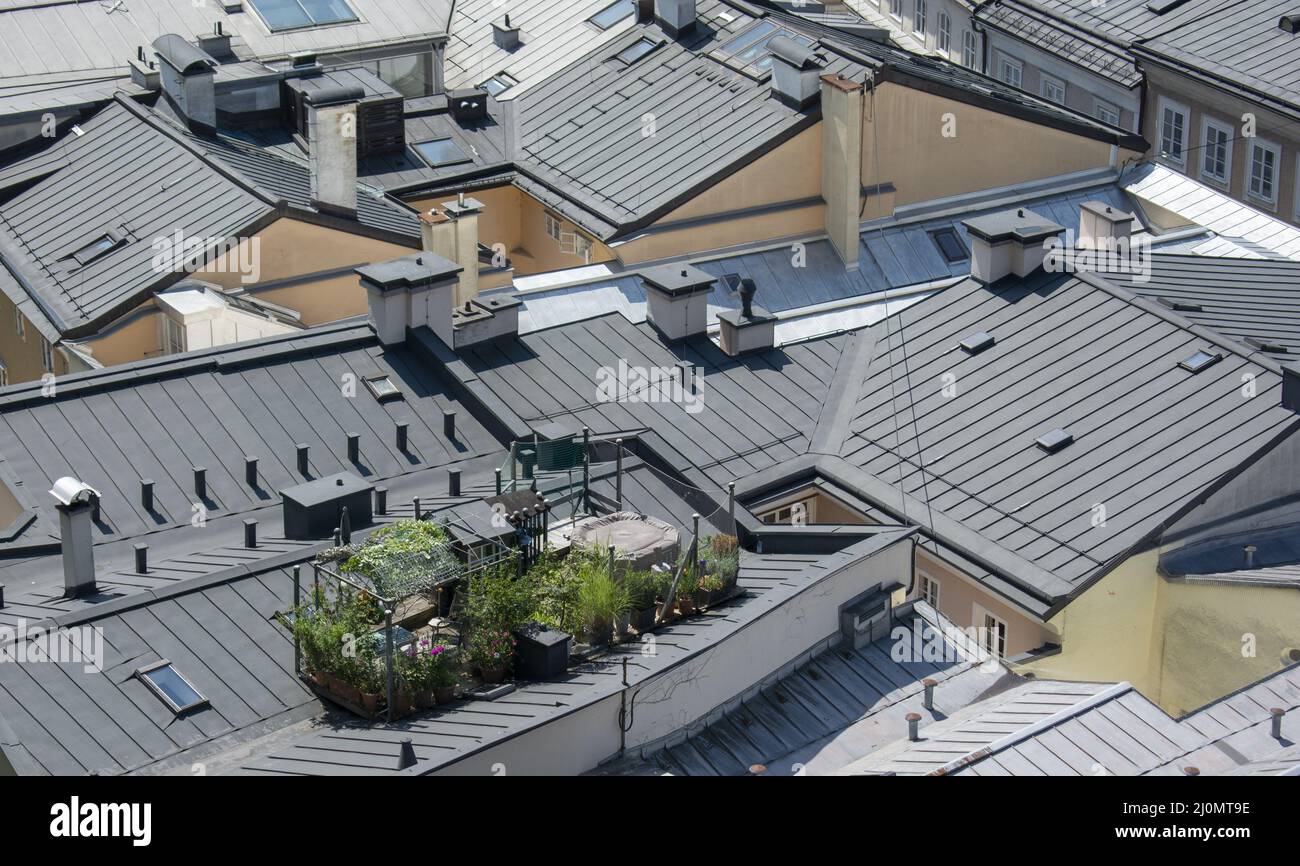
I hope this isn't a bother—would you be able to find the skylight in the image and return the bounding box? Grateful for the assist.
[364,373,402,401]
[413,138,471,168]
[931,227,969,263]
[248,0,359,32]
[714,21,814,76]
[615,37,659,65]
[137,661,208,714]
[68,233,122,268]
[1179,350,1221,373]
[481,72,519,97]
[1035,428,1074,454]
[589,0,636,30]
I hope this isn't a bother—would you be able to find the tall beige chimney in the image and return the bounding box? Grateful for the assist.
[821,74,863,270]
[305,86,362,217]
[421,195,484,308]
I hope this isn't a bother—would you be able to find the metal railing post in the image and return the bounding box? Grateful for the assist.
[615,438,624,507]
[728,481,736,525]
[582,426,591,514]
[384,608,396,723]
[292,565,301,676]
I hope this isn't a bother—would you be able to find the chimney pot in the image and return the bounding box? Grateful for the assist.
[1271,707,1285,739]
[906,712,922,742]
[1079,200,1135,251]
[1244,544,1258,567]
[1183,766,1199,776]
[922,678,937,710]
[50,477,99,598]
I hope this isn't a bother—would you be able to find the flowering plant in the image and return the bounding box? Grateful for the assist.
[466,628,516,672]
[400,638,456,691]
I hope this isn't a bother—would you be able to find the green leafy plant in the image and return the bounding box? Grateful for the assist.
[625,569,659,611]
[341,519,458,599]
[465,566,539,636]
[575,557,630,645]
[399,638,455,692]
[702,534,740,587]
[466,628,516,672]
[531,548,591,635]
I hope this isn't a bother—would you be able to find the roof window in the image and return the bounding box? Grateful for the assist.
[413,138,471,168]
[481,72,519,97]
[137,661,208,714]
[615,37,660,65]
[248,0,359,33]
[714,20,814,76]
[589,0,636,30]
[67,232,124,268]
[364,373,402,401]
[931,227,969,263]
[1178,349,1221,373]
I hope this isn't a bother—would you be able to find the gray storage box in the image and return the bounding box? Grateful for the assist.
[281,472,374,540]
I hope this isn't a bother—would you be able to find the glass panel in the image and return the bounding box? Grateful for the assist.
[718,20,778,57]
[300,0,358,26]
[413,138,469,167]
[590,0,635,29]
[143,665,205,711]
[616,38,657,65]
[250,0,313,30]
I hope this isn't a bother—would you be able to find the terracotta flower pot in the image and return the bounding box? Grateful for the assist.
[481,665,506,685]
[361,692,381,716]
[415,689,436,709]
[677,594,696,616]
[434,685,456,705]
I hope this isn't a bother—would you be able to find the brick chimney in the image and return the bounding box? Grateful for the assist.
[962,208,1066,283]
[305,86,363,217]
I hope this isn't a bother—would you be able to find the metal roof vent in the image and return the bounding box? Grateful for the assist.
[1280,14,1299,33]
[959,331,995,354]
[1246,337,1288,354]
[1035,428,1073,453]
[50,477,101,507]
[1157,296,1203,313]
[769,35,822,109]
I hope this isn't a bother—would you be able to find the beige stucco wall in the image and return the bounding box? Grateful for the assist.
[0,470,22,528]
[863,82,1137,220]
[0,293,72,385]
[913,547,1057,658]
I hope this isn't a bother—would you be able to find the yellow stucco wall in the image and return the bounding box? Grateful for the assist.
[0,292,69,385]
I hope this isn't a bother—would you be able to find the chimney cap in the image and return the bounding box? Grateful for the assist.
[356,252,462,293]
[769,35,820,70]
[305,85,364,107]
[442,196,485,218]
[50,477,101,507]
[151,34,216,75]
[641,262,716,297]
[1080,200,1135,223]
[962,207,1065,245]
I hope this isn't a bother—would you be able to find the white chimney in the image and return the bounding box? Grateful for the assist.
[821,74,863,270]
[152,34,217,133]
[962,208,1067,283]
[642,263,716,341]
[305,86,362,217]
[656,0,697,36]
[770,36,822,109]
[1078,201,1135,250]
[357,253,462,347]
[717,278,777,356]
[50,477,100,598]
[420,195,485,308]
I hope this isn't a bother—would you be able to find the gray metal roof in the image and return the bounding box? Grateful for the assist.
[0,95,420,338]
[1099,253,1300,356]
[1134,0,1300,115]
[937,663,1300,776]
[0,0,453,84]
[0,321,500,616]
[507,178,1137,333]
[978,1,1143,87]
[0,98,273,337]
[839,268,1300,594]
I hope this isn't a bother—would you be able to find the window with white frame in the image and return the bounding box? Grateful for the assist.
[937,13,950,55]
[961,31,978,69]
[163,316,186,356]
[887,0,903,22]
[919,573,940,608]
[998,56,1022,89]
[40,336,52,373]
[1247,139,1280,205]
[545,212,563,243]
[1201,117,1233,184]
[1157,98,1188,164]
[974,605,1008,658]
[760,496,815,526]
[0,360,7,388]
[914,0,927,36]
[1095,99,1121,127]
[1040,74,1065,104]
[14,307,23,339]
[573,233,594,264]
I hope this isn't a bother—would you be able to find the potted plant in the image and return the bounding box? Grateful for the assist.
[432,646,457,705]
[698,572,726,608]
[706,534,740,592]
[624,570,659,633]
[675,568,700,616]
[577,563,630,646]
[400,637,443,708]
[468,628,515,684]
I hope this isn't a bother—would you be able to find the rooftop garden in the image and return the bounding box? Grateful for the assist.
[283,517,741,721]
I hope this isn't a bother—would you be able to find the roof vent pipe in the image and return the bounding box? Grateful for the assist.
[1244,544,1257,568]
[718,278,777,356]
[655,0,697,36]
[1280,14,1299,34]
[492,14,522,50]
[50,477,100,598]
[1271,707,1286,739]
[906,712,922,742]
